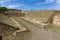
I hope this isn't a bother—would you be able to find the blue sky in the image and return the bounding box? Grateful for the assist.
[0,0,60,10]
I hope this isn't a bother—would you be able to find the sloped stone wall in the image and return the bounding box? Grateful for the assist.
[48,11,60,26]
[53,15,60,26]
[24,10,54,24]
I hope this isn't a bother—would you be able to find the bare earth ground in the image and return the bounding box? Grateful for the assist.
[13,17,60,40]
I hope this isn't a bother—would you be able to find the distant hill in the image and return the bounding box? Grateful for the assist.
[2,9,25,17]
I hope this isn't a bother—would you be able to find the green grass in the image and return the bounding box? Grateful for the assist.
[15,30,32,40]
[44,24,60,31]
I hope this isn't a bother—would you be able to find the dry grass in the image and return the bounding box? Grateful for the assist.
[0,13,15,26]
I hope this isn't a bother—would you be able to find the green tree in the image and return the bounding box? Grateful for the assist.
[0,7,8,13]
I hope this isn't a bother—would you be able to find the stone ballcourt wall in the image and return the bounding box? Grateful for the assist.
[47,11,60,26]
[24,10,54,24]
[53,15,60,26]
[0,13,27,40]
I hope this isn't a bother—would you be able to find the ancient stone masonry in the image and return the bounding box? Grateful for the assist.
[52,11,60,26]
[47,11,60,26]
[0,22,20,40]
[24,10,54,24]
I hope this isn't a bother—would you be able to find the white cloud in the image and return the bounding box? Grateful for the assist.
[7,4,23,9]
[0,0,16,4]
[56,0,60,3]
[36,0,56,5]
[46,0,60,4]
[0,0,23,9]
[46,0,55,3]
[0,0,10,3]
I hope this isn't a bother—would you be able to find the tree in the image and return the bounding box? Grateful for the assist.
[0,7,8,13]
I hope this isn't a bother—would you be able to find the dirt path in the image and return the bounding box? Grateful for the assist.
[15,18,60,40]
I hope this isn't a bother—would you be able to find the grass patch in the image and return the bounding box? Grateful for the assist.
[45,24,60,30]
[15,30,32,40]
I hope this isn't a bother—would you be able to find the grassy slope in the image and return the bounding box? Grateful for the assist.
[24,10,55,23]
[16,31,32,40]
[0,13,21,27]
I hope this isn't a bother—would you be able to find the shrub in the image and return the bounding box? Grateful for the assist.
[0,7,8,13]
